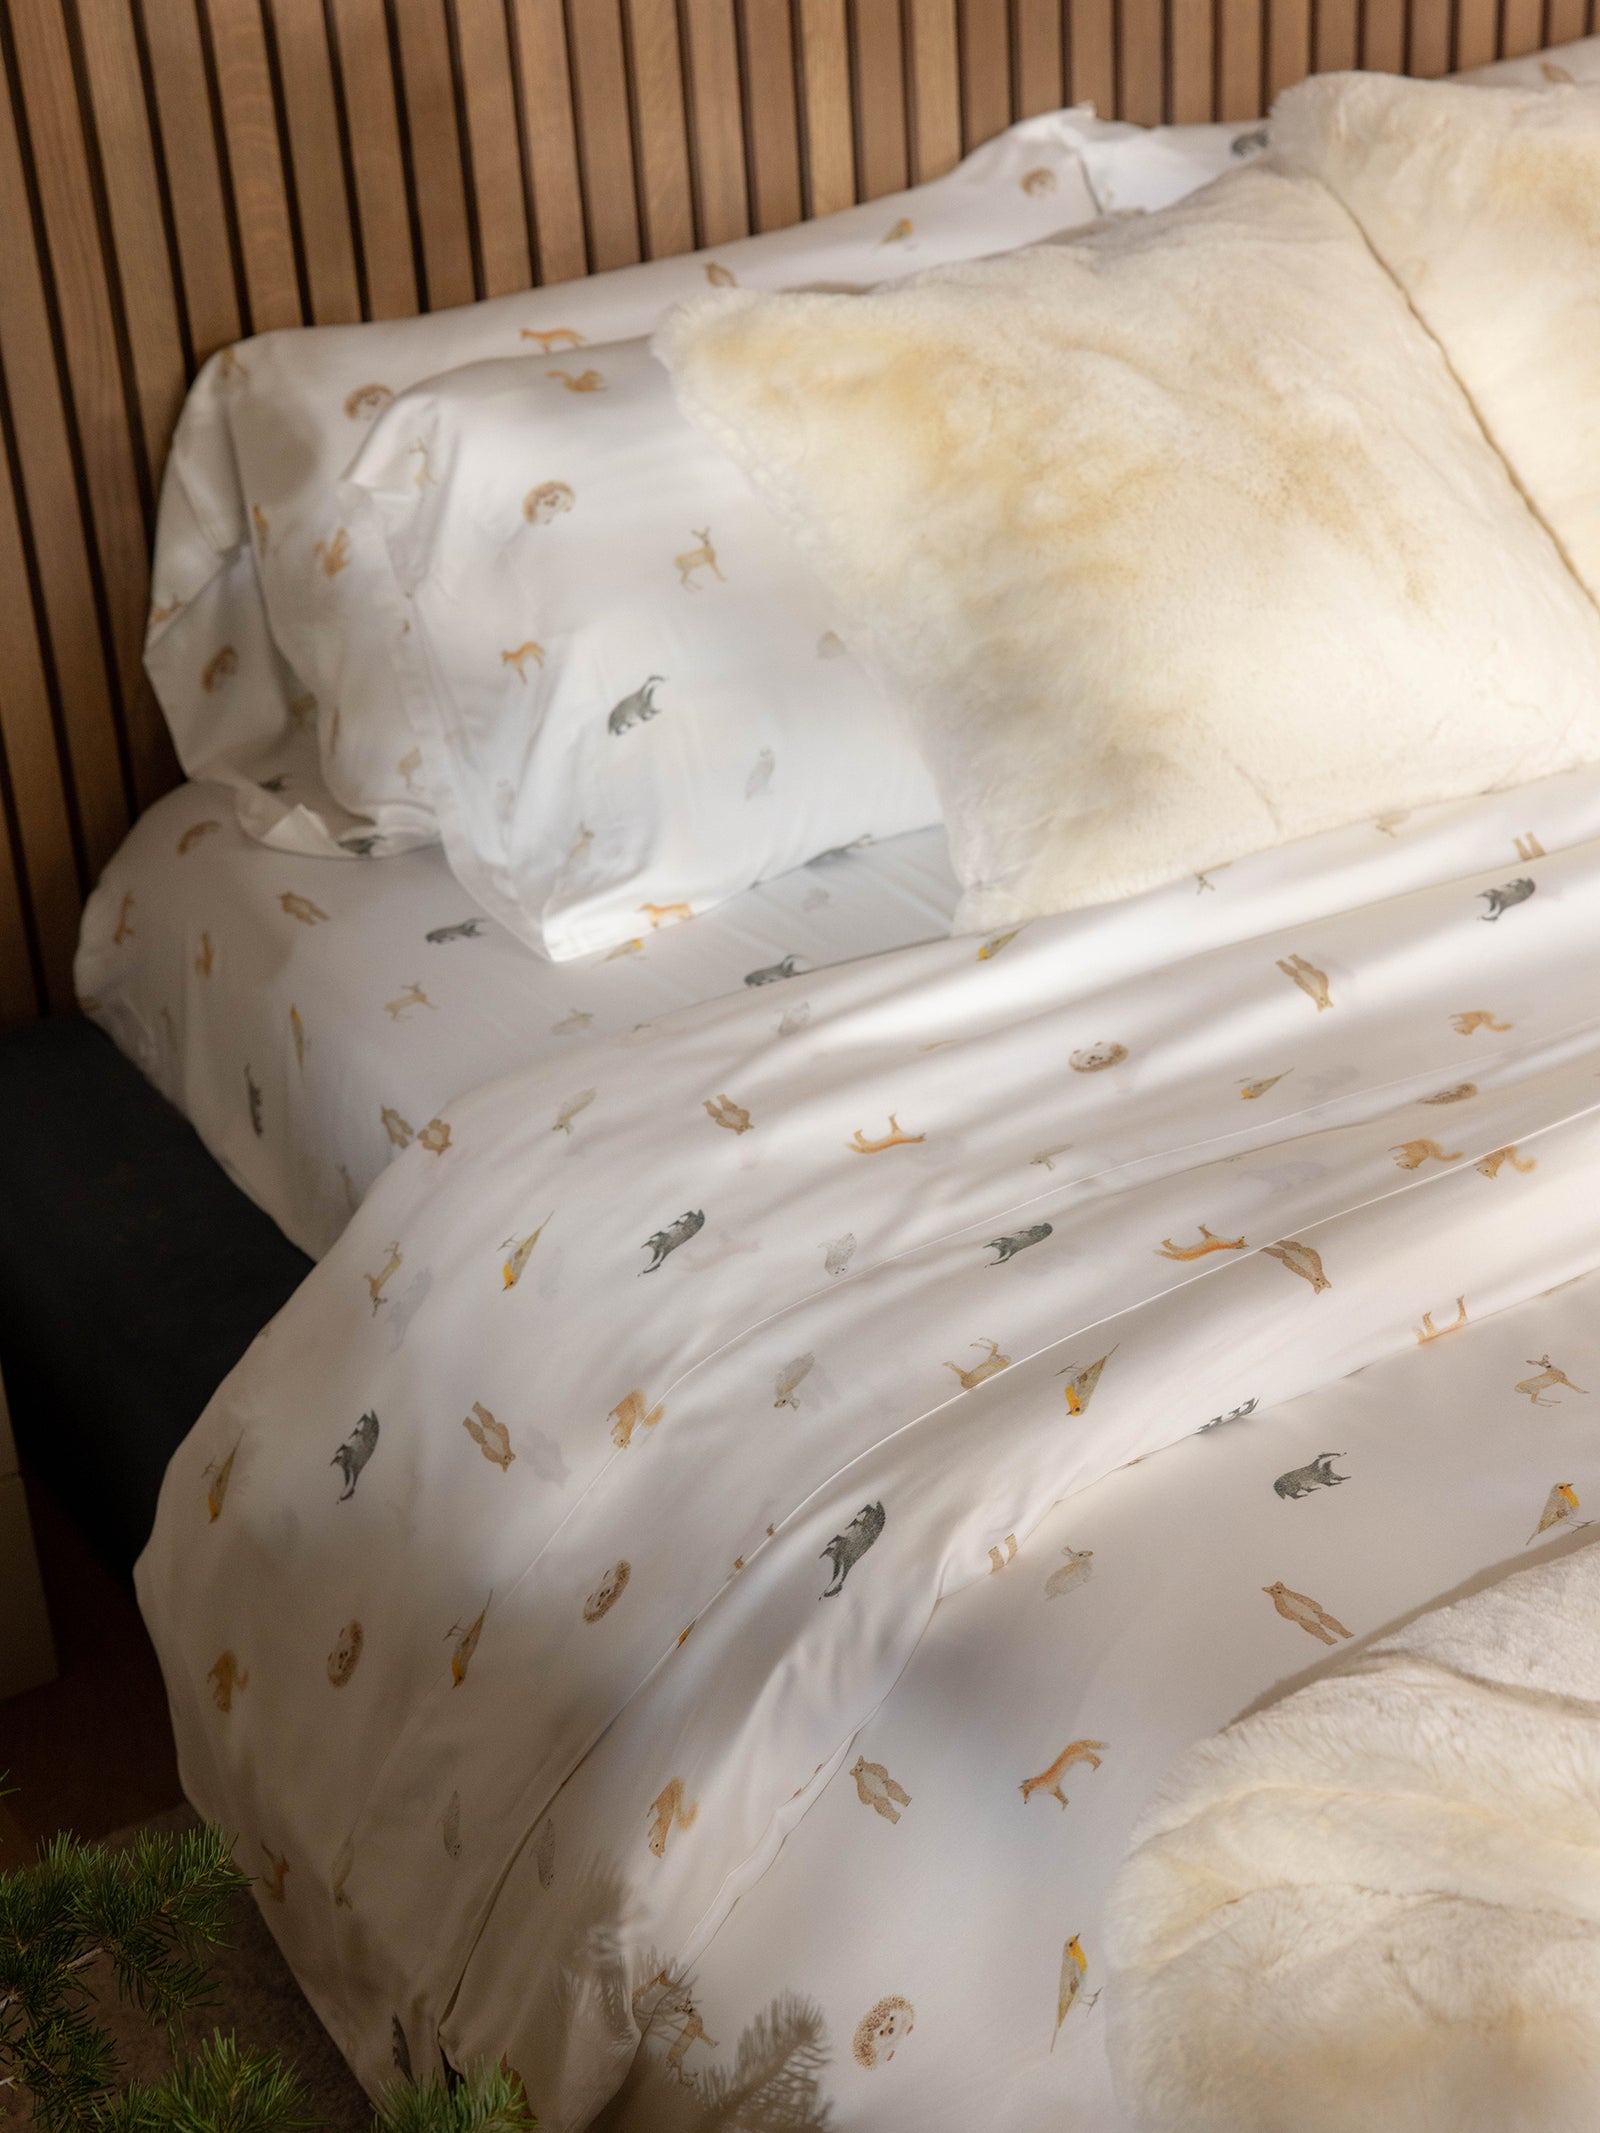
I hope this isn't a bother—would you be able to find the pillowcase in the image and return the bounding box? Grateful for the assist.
[1274,73,1600,611]
[342,340,940,960]
[657,164,1600,933]
[144,106,1108,861]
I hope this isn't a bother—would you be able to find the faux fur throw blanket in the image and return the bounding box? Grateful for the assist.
[1105,1537,1600,2133]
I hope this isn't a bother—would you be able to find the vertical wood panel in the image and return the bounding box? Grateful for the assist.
[270,0,361,323]
[1362,0,1405,74]
[1265,0,1312,95]
[796,0,855,214]
[391,0,473,308]
[1171,0,1216,115]
[904,0,960,179]
[506,0,586,282]
[1014,0,1064,115]
[0,784,39,1027]
[455,0,534,296]
[738,0,803,229]
[1500,0,1545,52]
[622,0,694,258]
[567,0,641,267]
[851,0,908,198]
[1069,0,1117,113]
[1407,0,1452,72]
[959,0,1011,149]
[204,0,301,330]
[1315,0,1361,72]
[1120,0,1166,120]
[141,0,243,359]
[326,0,417,318]
[1546,0,1588,47]
[74,0,188,481]
[683,0,750,246]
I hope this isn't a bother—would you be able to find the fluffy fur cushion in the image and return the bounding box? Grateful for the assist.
[657,166,1600,932]
[1104,1538,1600,2133]
[1276,74,1600,607]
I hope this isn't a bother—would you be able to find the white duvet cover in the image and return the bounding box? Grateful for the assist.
[137,759,1600,2128]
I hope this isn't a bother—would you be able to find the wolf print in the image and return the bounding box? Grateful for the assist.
[501,640,544,679]
[608,1390,665,1448]
[987,1223,1051,1263]
[607,676,665,735]
[1044,1545,1094,1600]
[851,1756,911,1823]
[463,1402,515,1470]
[640,1209,704,1273]
[1200,1396,1259,1433]
[364,1241,403,1312]
[583,1561,630,1622]
[745,954,803,986]
[177,819,222,855]
[821,1502,886,1596]
[331,1412,380,1501]
[853,1996,914,2069]
[1477,1145,1537,1178]
[1263,1580,1351,1644]
[1263,1238,1331,1292]
[704,1093,752,1134]
[1417,1296,1468,1343]
[1391,1138,1462,1170]
[279,891,329,926]
[1276,954,1332,1011]
[1452,1010,1513,1035]
[773,1354,814,1409]
[520,326,583,352]
[944,1338,1010,1392]
[426,918,484,943]
[1020,1739,1106,1809]
[245,1066,264,1138]
[1273,1452,1349,1500]
[1059,1350,1114,1415]
[502,1216,553,1289]
[1157,1224,1244,1260]
[1529,1481,1581,1543]
[344,382,393,420]
[1070,1040,1127,1072]
[1515,1355,1588,1407]
[849,1114,925,1153]
[674,527,724,591]
[449,1602,489,1684]
[203,1443,238,1522]
[522,479,575,523]
[647,1778,697,1857]
[1479,877,1535,921]
[208,1651,248,1711]
[326,1619,364,1686]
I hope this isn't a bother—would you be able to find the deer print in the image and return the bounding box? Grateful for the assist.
[520,326,583,351]
[647,1778,697,1857]
[315,528,350,577]
[1452,1010,1513,1035]
[1391,1138,1462,1169]
[203,1444,237,1523]
[501,641,545,679]
[944,1338,1011,1392]
[989,1534,1018,1572]
[849,1114,925,1153]
[609,1390,665,1449]
[1477,1145,1537,1178]
[1277,954,1332,1010]
[547,367,603,393]
[279,891,329,925]
[364,1242,403,1314]
[208,1651,248,1711]
[202,646,238,691]
[258,1847,289,1902]
[1157,1225,1245,1260]
[1516,833,1546,862]
[1516,1356,1588,1407]
[113,891,135,944]
[1019,1739,1106,1808]
[178,819,222,854]
[383,981,435,1021]
[194,931,213,977]
[1417,1296,1468,1344]
[639,901,693,928]
[664,2008,718,2082]
[675,527,724,590]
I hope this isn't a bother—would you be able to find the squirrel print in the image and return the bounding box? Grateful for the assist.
[1263,1580,1351,1644]
[647,1778,697,1857]
[821,1502,886,1596]
[1020,1739,1106,1808]
[609,1390,665,1449]
[1477,1145,1536,1178]
[850,1756,911,1823]
[1392,1138,1462,1170]
[1516,1355,1588,1407]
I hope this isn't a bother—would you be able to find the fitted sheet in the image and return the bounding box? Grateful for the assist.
[75,783,959,1259]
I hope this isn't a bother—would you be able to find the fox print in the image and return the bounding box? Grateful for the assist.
[1020,1739,1106,1808]
[821,1502,885,1596]
[647,1778,697,1857]
[609,1391,665,1448]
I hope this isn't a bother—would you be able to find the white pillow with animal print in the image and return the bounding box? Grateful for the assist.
[343,340,940,960]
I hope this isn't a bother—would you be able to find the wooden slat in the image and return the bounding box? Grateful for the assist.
[1407,0,1451,72]
[1171,0,1216,115]
[1120,0,1166,121]
[1362,0,1405,75]
[1315,0,1361,72]
[959,0,1011,148]
[204,0,301,331]
[506,0,586,283]
[567,0,641,268]
[74,0,188,484]
[624,0,695,260]
[1069,0,1118,115]
[1546,0,1589,47]
[7,0,154,823]
[905,0,960,178]
[1267,0,1313,93]
[455,0,533,297]
[1499,0,1545,52]
[739,0,803,229]
[796,0,855,214]
[270,0,361,323]
[141,0,241,361]
[0,783,40,1028]
[852,0,909,198]
[392,0,473,308]
[326,0,417,319]
[683,0,750,247]
[0,431,75,1015]
[1014,0,1064,116]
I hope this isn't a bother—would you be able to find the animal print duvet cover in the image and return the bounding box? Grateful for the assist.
[138,758,1600,2128]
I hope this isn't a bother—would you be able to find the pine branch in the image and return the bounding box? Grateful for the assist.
[95,2031,319,2133]
[374,2062,537,2133]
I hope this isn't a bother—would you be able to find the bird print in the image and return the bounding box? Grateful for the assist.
[1239,1074,1287,1099]
[449,1602,489,1684]
[1059,1351,1114,1415]
[203,1444,238,1523]
[979,929,1021,960]
[1263,1580,1351,1644]
[1528,1482,1580,1544]
[1053,1937,1091,2046]
[502,1215,553,1289]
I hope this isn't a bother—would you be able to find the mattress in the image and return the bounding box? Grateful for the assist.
[74,784,960,1259]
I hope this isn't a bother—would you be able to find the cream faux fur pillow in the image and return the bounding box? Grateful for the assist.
[657,166,1600,931]
[1276,74,1600,605]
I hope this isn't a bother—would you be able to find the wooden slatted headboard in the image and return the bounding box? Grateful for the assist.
[0,0,1591,1027]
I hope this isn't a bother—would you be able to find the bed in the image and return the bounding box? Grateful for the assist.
[13,13,1600,2132]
